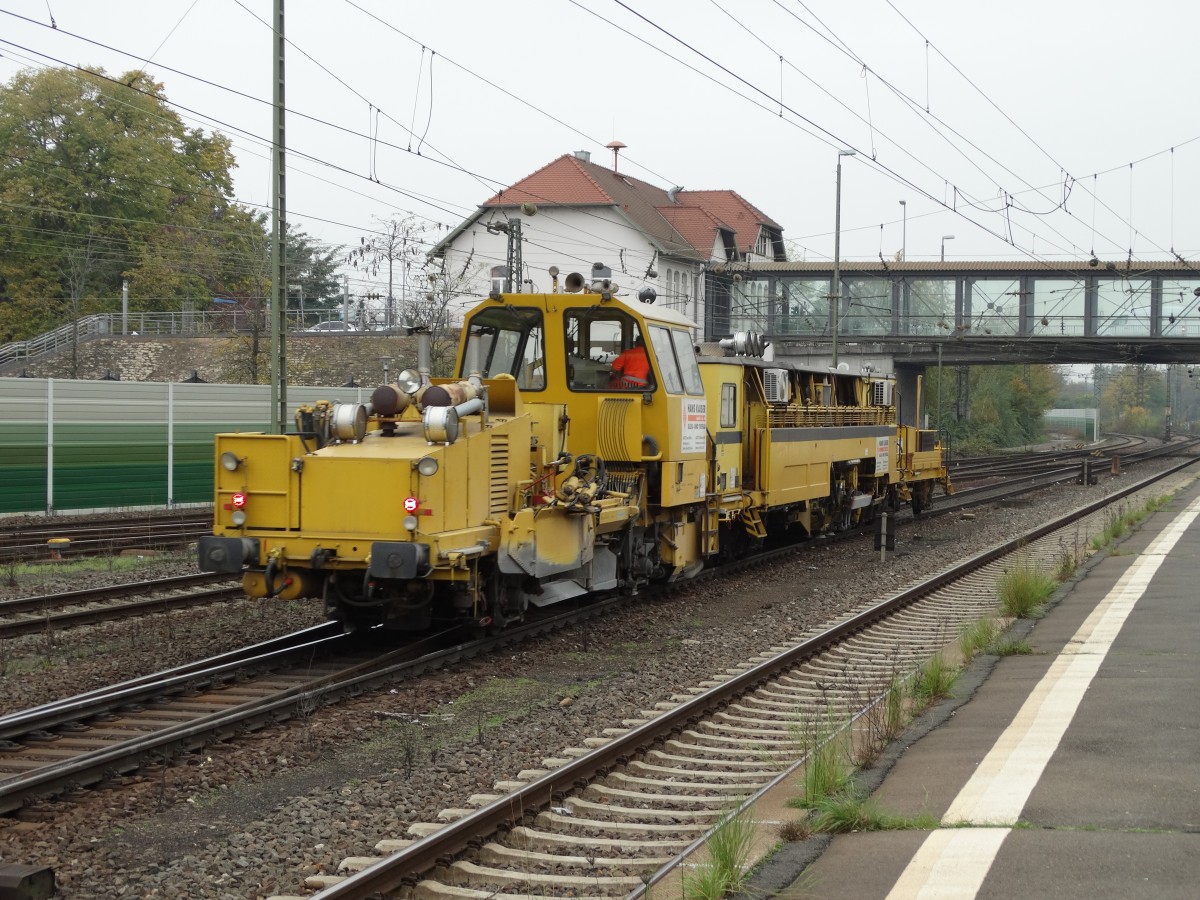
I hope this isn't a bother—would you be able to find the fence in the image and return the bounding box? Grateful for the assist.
[0,377,369,515]
[0,310,344,368]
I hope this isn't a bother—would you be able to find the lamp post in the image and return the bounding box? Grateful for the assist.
[899,200,906,261]
[940,234,955,262]
[832,149,856,369]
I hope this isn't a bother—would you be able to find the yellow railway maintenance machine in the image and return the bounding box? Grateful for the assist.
[200,272,951,631]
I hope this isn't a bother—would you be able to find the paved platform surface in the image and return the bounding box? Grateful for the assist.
[748,472,1200,899]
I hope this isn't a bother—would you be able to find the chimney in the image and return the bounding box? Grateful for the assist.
[573,150,591,163]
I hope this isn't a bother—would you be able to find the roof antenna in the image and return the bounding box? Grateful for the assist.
[607,140,627,173]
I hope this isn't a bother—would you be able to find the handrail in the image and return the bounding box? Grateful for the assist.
[0,310,347,368]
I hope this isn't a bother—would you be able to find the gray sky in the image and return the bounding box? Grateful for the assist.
[4,0,1198,297]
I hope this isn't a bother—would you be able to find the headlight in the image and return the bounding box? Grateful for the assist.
[396,368,421,394]
[416,457,439,476]
[231,509,247,526]
[221,451,243,471]
[403,515,419,532]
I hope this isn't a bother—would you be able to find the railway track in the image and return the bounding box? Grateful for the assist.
[935,437,1200,515]
[0,510,212,563]
[284,456,1199,899]
[0,572,240,639]
[2,451,1194,893]
[0,588,680,817]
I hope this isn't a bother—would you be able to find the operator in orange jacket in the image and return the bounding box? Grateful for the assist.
[609,335,651,388]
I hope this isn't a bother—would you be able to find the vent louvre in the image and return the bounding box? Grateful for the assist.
[871,381,893,407]
[489,437,509,515]
[597,397,636,460]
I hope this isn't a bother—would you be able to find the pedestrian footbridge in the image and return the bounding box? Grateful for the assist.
[705,259,1200,366]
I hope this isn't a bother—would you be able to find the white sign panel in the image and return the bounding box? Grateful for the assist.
[875,436,891,471]
[682,399,707,454]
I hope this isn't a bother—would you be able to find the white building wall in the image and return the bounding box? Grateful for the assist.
[438,207,706,337]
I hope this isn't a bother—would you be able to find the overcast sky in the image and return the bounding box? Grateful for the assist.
[4,0,1199,297]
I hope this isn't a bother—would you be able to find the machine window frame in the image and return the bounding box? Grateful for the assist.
[720,383,737,427]
[460,306,546,391]
[647,325,703,396]
[564,308,653,392]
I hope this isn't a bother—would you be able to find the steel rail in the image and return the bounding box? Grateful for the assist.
[0,572,233,617]
[0,584,243,640]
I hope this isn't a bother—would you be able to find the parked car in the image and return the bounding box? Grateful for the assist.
[304,321,356,333]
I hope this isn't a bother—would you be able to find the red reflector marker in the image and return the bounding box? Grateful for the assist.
[403,496,419,513]
[231,492,247,509]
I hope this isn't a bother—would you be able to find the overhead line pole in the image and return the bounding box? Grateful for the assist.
[269,0,288,433]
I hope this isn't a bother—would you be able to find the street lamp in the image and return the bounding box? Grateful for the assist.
[940,234,955,262]
[898,200,906,261]
[832,149,856,369]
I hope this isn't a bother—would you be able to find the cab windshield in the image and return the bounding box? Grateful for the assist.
[460,306,545,390]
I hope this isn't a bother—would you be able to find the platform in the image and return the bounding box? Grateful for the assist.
[746,472,1200,899]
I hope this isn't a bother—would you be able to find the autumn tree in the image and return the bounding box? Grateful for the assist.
[930,363,1063,453]
[0,65,243,346]
[1098,365,1167,436]
[347,215,433,329]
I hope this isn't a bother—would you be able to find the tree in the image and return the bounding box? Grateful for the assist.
[347,216,430,329]
[931,363,1062,453]
[283,227,343,320]
[0,65,243,341]
[348,214,481,376]
[413,262,479,377]
[1099,365,1166,436]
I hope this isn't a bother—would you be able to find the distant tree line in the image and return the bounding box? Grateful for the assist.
[0,65,340,348]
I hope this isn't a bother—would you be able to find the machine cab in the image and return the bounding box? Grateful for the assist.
[456,295,702,400]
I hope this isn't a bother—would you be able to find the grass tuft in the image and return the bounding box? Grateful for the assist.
[682,806,757,900]
[809,790,940,833]
[997,562,1056,618]
[959,617,1000,660]
[911,653,958,708]
[986,637,1033,656]
[777,818,812,842]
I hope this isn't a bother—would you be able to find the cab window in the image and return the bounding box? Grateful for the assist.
[462,306,545,390]
[647,326,703,395]
[565,309,651,391]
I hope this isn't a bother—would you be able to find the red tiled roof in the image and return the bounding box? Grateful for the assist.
[656,205,729,257]
[471,154,782,261]
[676,190,781,255]
[483,155,612,206]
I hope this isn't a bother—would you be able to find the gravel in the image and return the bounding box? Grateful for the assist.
[0,457,1195,899]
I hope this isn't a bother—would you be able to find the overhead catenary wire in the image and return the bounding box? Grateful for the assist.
[0,11,698,281]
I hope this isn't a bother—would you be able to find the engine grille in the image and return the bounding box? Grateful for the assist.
[490,436,510,515]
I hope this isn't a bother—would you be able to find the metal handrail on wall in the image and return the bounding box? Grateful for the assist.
[0,310,326,367]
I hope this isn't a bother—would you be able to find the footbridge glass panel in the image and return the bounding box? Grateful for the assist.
[728,276,771,335]
[905,279,955,336]
[1032,277,1086,336]
[1096,278,1152,336]
[967,278,1021,336]
[775,277,829,336]
[1161,278,1200,336]
[842,278,893,336]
